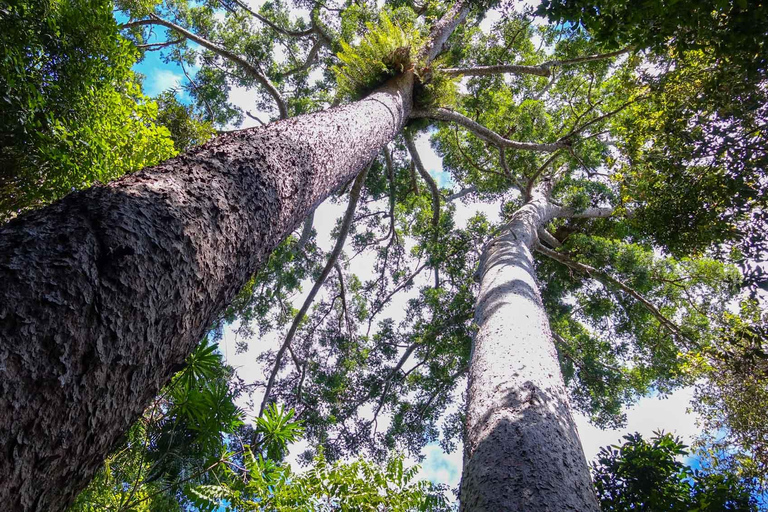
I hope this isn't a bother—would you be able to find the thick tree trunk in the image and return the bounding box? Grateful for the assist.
[0,73,413,511]
[459,183,599,511]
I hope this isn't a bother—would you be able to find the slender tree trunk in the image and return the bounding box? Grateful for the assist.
[0,73,413,511]
[459,182,599,511]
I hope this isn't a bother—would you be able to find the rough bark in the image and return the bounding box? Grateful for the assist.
[460,182,599,512]
[0,72,414,512]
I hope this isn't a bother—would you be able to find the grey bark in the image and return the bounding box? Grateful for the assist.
[443,48,631,79]
[0,72,414,512]
[411,108,567,152]
[460,182,599,512]
[296,210,315,252]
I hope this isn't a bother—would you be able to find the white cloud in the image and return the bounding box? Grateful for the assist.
[143,69,185,97]
[575,387,700,462]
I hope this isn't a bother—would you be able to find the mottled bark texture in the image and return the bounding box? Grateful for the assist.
[460,182,599,512]
[0,72,413,511]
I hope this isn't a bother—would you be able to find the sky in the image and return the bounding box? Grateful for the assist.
[127,0,704,501]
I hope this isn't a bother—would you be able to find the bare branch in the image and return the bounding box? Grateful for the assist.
[278,37,325,78]
[545,47,633,68]
[412,108,567,152]
[524,152,561,201]
[334,262,353,337]
[563,96,646,140]
[136,38,184,50]
[368,343,419,424]
[180,60,216,122]
[259,163,371,417]
[404,133,440,234]
[245,110,267,126]
[443,63,551,78]
[366,262,429,336]
[381,147,397,242]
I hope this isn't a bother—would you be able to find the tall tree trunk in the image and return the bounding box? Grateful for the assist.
[0,73,413,511]
[459,182,599,511]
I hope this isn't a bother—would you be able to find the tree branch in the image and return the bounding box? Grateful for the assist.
[405,132,441,288]
[535,243,694,345]
[334,262,353,337]
[259,163,371,417]
[296,210,314,252]
[563,96,646,140]
[555,206,616,219]
[382,147,397,242]
[418,0,469,63]
[136,38,184,50]
[412,108,567,152]
[443,63,551,78]
[404,133,440,235]
[524,152,561,201]
[228,0,316,38]
[278,37,325,78]
[368,343,419,423]
[366,262,428,336]
[442,48,632,78]
[122,14,288,119]
[537,228,562,249]
[446,185,477,202]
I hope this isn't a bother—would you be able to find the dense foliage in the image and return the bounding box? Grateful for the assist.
[593,432,757,511]
[0,0,180,219]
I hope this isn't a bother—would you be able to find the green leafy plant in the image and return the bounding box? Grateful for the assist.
[333,12,423,100]
[593,432,757,511]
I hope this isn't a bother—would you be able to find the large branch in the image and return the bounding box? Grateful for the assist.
[412,108,567,152]
[122,15,288,119]
[259,164,370,417]
[446,185,477,202]
[443,48,632,79]
[404,133,440,235]
[404,132,441,287]
[537,228,562,249]
[556,206,616,219]
[535,244,693,344]
[418,0,469,64]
